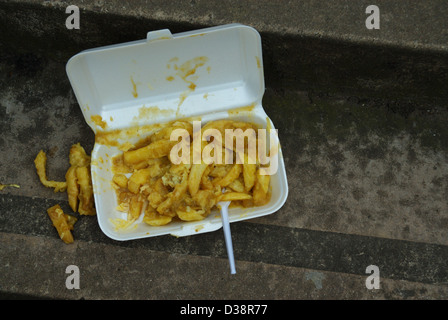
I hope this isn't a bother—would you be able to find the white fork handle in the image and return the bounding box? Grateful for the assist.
[220,204,236,274]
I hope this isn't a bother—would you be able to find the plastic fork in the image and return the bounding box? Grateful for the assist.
[218,190,236,274]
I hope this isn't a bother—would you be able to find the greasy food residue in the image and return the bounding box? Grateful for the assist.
[255,56,261,69]
[130,76,138,98]
[227,103,256,116]
[91,115,107,130]
[94,116,201,149]
[132,106,174,124]
[166,56,209,113]
[0,183,20,191]
[95,122,164,148]
[176,56,208,79]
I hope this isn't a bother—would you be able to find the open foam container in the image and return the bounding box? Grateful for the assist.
[66,23,288,240]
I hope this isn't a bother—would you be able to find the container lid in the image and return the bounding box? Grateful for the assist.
[66,24,265,133]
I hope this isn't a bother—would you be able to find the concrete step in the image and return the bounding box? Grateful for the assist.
[1,0,447,105]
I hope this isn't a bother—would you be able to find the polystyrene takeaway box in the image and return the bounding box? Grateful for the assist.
[66,23,288,241]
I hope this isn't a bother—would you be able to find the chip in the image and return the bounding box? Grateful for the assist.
[111,120,272,228]
[35,143,96,243]
[47,204,77,244]
[34,150,67,192]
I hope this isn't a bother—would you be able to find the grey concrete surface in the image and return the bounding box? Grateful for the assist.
[2,232,447,300]
[1,0,448,104]
[14,0,448,51]
[1,0,448,300]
